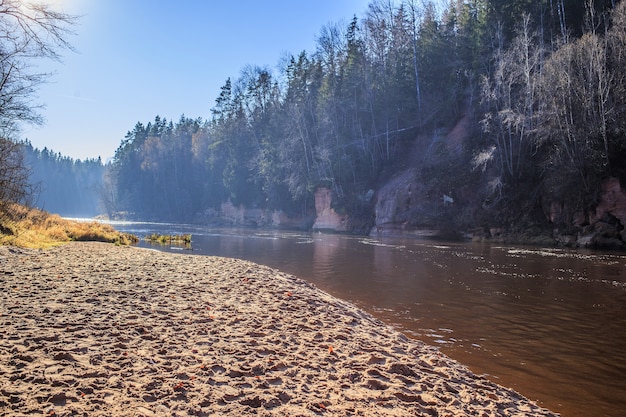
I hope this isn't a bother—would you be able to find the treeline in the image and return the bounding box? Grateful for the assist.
[22,141,104,217]
[105,0,626,229]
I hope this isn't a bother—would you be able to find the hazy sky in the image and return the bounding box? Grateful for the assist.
[21,0,370,161]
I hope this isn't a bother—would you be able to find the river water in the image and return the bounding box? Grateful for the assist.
[109,221,626,417]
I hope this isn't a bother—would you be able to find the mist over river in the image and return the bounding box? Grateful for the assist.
[106,221,626,417]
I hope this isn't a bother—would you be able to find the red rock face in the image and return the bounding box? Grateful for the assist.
[313,187,347,231]
[594,178,626,227]
[314,187,332,215]
[548,178,626,227]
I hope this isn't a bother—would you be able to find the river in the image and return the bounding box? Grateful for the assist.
[108,221,626,417]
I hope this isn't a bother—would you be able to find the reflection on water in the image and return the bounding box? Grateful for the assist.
[109,222,626,417]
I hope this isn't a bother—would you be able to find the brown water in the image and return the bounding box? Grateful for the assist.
[112,222,626,417]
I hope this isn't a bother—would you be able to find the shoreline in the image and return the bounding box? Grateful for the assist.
[0,242,559,416]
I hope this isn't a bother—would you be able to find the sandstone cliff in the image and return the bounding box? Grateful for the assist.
[367,115,626,249]
[196,111,626,250]
[312,187,348,232]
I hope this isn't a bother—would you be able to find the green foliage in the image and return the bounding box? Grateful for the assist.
[108,116,208,220]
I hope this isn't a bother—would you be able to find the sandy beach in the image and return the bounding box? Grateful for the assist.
[0,242,559,416]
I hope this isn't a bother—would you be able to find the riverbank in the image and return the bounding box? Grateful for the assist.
[0,203,137,248]
[0,242,559,416]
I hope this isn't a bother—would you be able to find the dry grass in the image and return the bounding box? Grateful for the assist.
[145,233,192,244]
[0,203,138,248]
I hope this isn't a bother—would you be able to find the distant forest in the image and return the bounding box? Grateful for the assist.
[30,0,626,230]
[23,142,104,217]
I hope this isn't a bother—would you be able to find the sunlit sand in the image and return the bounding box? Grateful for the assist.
[0,242,558,416]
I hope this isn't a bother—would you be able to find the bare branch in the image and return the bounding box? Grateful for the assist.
[0,0,77,207]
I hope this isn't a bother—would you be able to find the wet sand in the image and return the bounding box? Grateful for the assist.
[0,242,559,416]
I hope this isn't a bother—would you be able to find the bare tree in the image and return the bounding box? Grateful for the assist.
[403,0,424,115]
[0,1,76,209]
[609,1,626,117]
[0,138,34,208]
[541,32,613,185]
[481,15,544,180]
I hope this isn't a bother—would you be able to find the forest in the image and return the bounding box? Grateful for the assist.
[22,142,104,217]
[31,0,626,237]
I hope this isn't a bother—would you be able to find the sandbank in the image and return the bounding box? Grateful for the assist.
[0,242,559,416]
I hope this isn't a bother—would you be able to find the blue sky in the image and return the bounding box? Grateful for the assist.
[22,0,370,161]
